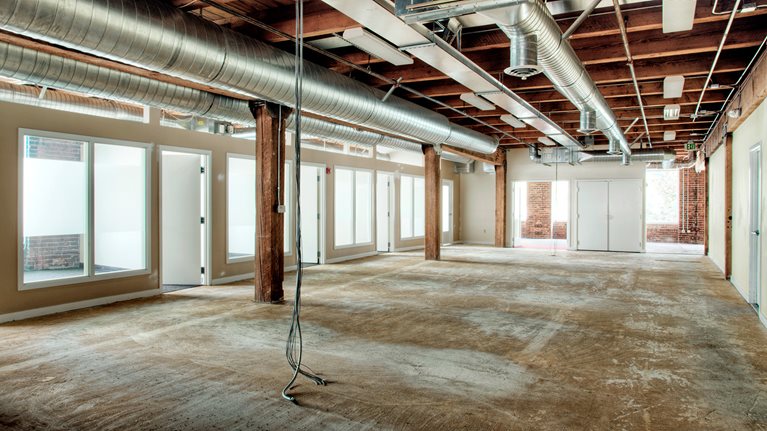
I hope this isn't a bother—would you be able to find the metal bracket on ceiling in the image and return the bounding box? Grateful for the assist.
[433,141,443,156]
[381,77,403,103]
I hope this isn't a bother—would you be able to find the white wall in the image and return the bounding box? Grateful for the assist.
[731,97,767,310]
[707,145,726,273]
[460,169,495,244]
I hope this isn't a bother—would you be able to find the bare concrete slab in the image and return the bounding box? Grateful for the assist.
[1,245,766,430]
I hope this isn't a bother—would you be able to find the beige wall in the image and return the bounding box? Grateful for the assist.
[0,101,461,316]
[707,145,726,273]
[730,97,767,322]
[459,167,496,245]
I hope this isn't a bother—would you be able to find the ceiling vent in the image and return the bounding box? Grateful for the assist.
[505,31,542,80]
[577,108,597,134]
[664,104,681,120]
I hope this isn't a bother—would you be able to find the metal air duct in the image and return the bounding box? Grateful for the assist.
[0,0,498,154]
[506,31,542,80]
[579,148,676,164]
[478,0,630,155]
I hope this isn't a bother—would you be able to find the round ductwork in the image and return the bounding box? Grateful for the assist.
[607,139,621,155]
[505,31,542,80]
[577,108,597,134]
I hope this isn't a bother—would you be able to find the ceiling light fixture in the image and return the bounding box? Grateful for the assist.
[727,108,742,118]
[663,75,685,98]
[664,104,681,120]
[663,131,677,141]
[342,27,414,66]
[459,92,495,111]
[500,114,525,128]
[662,0,697,33]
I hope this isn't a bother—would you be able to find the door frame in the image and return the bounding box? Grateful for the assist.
[158,145,212,286]
[299,162,326,265]
[748,143,762,306]
[376,171,396,252]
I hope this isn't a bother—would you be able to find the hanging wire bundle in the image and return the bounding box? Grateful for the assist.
[281,0,326,403]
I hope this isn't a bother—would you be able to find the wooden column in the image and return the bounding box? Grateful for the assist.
[724,134,733,279]
[250,101,289,303]
[424,145,441,260]
[495,150,508,247]
[704,158,709,256]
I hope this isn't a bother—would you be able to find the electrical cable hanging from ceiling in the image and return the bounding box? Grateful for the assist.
[282,0,326,404]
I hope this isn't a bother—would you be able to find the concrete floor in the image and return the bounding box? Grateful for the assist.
[1,245,766,430]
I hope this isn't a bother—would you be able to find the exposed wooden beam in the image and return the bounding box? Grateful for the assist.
[424,146,441,261]
[495,150,507,248]
[442,144,502,165]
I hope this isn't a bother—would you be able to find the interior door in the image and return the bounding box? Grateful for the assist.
[577,181,609,251]
[300,165,321,265]
[442,180,453,244]
[608,179,643,252]
[161,151,203,285]
[749,145,761,306]
[376,173,392,252]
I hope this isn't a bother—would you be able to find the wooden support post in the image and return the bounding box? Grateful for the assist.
[250,101,289,303]
[495,149,507,247]
[424,145,441,260]
[724,134,733,279]
[704,158,709,256]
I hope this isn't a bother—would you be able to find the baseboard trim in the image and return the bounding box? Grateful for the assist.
[325,251,378,264]
[759,311,767,329]
[211,272,254,285]
[0,289,161,324]
[392,245,424,252]
[460,241,494,246]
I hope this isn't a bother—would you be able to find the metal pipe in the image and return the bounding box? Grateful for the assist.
[561,0,602,39]
[693,0,741,121]
[0,0,498,154]
[612,0,652,147]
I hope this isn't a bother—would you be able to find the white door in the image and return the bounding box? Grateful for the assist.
[442,180,453,244]
[749,145,761,306]
[161,151,204,285]
[300,165,321,265]
[577,181,609,251]
[608,179,643,252]
[376,173,392,252]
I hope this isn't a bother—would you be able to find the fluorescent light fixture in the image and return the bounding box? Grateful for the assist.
[663,75,685,98]
[662,0,696,33]
[537,136,556,146]
[500,114,525,128]
[342,27,413,66]
[727,108,742,118]
[459,93,495,111]
[664,104,681,120]
[742,2,757,12]
[663,131,677,141]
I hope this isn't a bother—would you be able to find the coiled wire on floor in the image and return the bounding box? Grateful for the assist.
[281,0,326,403]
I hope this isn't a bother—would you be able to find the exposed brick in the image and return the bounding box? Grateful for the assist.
[647,169,705,245]
[24,234,83,271]
[521,182,568,240]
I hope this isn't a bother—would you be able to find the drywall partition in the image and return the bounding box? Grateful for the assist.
[708,145,727,274]
[731,98,767,313]
[460,168,496,245]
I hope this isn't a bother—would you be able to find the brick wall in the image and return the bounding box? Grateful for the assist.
[646,169,706,244]
[520,182,568,240]
[24,234,83,271]
[24,136,85,271]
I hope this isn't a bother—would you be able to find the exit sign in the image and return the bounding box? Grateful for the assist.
[685,142,696,151]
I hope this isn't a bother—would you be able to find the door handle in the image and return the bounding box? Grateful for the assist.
[752,230,760,235]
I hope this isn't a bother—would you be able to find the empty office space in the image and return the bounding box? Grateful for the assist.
[0,0,766,429]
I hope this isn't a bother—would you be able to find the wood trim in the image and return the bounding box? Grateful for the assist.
[442,144,501,165]
[494,150,507,248]
[424,146,441,260]
[724,134,733,279]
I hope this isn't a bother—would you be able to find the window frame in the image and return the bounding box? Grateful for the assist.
[18,128,152,291]
[225,153,256,264]
[400,173,425,240]
[333,165,374,249]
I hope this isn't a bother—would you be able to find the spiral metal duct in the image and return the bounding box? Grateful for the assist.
[479,0,630,155]
[0,81,144,121]
[0,0,498,154]
[0,40,430,154]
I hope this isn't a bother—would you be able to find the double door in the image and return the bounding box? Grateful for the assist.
[576,179,643,252]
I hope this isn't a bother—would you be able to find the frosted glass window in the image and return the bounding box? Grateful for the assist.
[551,181,569,223]
[284,162,291,254]
[646,169,679,224]
[413,177,425,237]
[335,168,355,247]
[21,132,150,289]
[442,184,450,233]
[227,155,256,261]
[355,171,372,244]
[400,176,413,238]
[94,143,147,274]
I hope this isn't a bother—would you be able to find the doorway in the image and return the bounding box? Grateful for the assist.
[749,144,761,309]
[376,172,394,252]
[442,180,454,245]
[300,163,324,266]
[160,147,210,290]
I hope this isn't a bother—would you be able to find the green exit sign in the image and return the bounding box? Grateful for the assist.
[685,142,696,151]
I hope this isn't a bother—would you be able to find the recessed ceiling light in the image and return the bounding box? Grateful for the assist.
[459,93,495,111]
[663,76,685,98]
[342,27,413,66]
[664,104,681,120]
[662,0,697,33]
[663,131,677,141]
[500,114,525,128]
